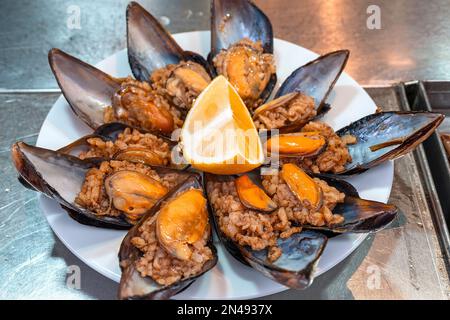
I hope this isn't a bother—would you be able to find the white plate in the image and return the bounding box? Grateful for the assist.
[36,31,393,299]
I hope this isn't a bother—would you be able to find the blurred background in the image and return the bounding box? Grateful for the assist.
[1,0,450,300]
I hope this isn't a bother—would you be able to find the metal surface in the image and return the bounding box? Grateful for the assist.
[1,88,449,300]
[404,81,450,261]
[266,86,450,300]
[1,0,450,300]
[3,0,450,89]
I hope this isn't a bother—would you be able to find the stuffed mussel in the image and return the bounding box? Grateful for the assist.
[49,2,213,135]
[127,2,213,111]
[209,0,277,110]
[253,50,349,132]
[11,142,192,228]
[263,111,444,175]
[206,163,397,288]
[251,50,444,175]
[58,122,186,169]
[10,0,447,299]
[118,174,217,299]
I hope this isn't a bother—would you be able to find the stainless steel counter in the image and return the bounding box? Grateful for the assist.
[1,0,450,300]
[3,0,450,89]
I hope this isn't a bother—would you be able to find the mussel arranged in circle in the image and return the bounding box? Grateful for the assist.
[127,2,213,111]
[208,0,277,110]
[49,2,213,135]
[332,111,444,175]
[11,142,193,229]
[262,111,444,176]
[57,122,187,170]
[10,0,446,300]
[118,174,218,300]
[253,50,350,132]
[205,163,398,289]
[251,47,444,176]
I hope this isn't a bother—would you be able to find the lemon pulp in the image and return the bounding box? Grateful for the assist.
[180,76,264,174]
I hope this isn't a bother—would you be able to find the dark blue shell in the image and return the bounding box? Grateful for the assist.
[127,2,212,81]
[210,0,273,57]
[205,173,328,289]
[11,142,191,229]
[209,0,276,104]
[276,50,349,113]
[48,48,120,129]
[118,174,218,300]
[336,111,444,175]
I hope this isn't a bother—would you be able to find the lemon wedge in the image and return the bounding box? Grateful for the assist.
[180,75,264,174]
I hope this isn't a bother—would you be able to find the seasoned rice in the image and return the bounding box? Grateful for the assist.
[151,61,211,110]
[207,173,345,262]
[261,173,345,227]
[130,212,213,286]
[75,160,185,218]
[78,127,171,166]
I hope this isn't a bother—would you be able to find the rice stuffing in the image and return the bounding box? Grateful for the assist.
[78,127,172,166]
[207,172,345,263]
[129,213,213,286]
[75,160,185,218]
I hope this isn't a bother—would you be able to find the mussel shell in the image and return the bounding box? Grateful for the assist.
[210,0,273,57]
[57,123,139,157]
[127,2,213,81]
[57,133,105,158]
[11,142,192,229]
[208,0,276,104]
[307,174,398,233]
[48,48,120,129]
[204,173,327,289]
[275,50,349,114]
[18,176,37,191]
[93,122,138,141]
[50,45,210,134]
[57,122,184,163]
[336,111,444,175]
[240,230,327,289]
[118,174,218,300]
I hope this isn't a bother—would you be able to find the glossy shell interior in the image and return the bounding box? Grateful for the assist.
[118,174,218,299]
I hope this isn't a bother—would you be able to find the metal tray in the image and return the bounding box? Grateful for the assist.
[404,81,450,261]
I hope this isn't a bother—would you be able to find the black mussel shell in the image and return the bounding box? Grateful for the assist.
[118,174,218,300]
[11,142,192,229]
[57,122,171,153]
[48,48,120,129]
[210,0,273,57]
[49,46,210,133]
[204,173,327,289]
[275,50,349,114]
[57,122,188,170]
[336,111,444,175]
[91,122,135,141]
[127,2,212,81]
[209,0,276,104]
[57,123,139,157]
[307,174,398,233]
[57,133,104,158]
[241,230,327,289]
